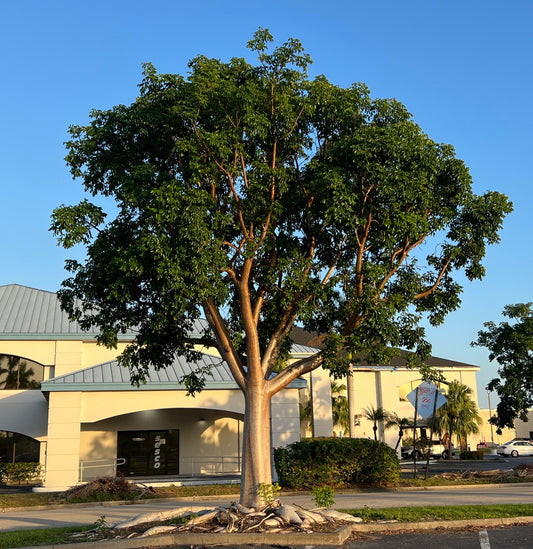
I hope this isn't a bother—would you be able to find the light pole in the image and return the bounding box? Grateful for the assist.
[487,387,495,447]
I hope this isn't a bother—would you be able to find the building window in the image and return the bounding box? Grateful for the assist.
[0,431,40,463]
[0,355,44,390]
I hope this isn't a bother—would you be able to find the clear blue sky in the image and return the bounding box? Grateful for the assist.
[1,1,531,407]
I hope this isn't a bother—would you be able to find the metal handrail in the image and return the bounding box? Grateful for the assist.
[79,458,126,482]
[182,455,241,476]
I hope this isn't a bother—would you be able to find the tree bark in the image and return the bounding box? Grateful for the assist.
[240,382,272,508]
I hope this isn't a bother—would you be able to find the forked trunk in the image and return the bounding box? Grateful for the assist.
[240,383,272,508]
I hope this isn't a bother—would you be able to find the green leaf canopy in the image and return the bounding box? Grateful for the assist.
[51,29,512,392]
[475,303,533,430]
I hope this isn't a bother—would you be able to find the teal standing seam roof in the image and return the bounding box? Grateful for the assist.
[0,284,207,340]
[41,351,307,392]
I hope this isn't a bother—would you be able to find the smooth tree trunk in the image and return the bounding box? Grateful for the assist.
[240,382,272,508]
[394,430,403,450]
[446,428,454,459]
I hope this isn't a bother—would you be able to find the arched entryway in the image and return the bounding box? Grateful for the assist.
[79,408,244,481]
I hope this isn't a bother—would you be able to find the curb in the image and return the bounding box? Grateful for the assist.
[389,481,533,492]
[15,525,355,549]
[14,516,533,549]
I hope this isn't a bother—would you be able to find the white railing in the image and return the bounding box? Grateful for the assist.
[180,456,241,476]
[79,456,240,481]
[79,458,126,482]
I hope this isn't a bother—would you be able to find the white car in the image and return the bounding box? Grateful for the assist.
[497,440,533,457]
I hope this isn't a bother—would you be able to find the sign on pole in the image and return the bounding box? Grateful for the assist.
[407,381,446,419]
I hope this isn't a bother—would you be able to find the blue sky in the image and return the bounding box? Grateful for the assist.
[1,1,531,407]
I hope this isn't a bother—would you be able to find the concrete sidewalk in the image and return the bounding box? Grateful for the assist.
[2,483,533,532]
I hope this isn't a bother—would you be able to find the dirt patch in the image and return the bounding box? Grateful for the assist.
[433,464,533,480]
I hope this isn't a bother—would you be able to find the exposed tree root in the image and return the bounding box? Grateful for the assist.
[109,500,362,539]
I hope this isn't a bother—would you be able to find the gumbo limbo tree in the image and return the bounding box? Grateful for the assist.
[51,29,512,507]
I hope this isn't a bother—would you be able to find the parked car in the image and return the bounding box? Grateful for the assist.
[401,441,449,460]
[497,440,533,457]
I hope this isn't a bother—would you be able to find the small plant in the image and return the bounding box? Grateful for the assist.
[258,482,281,505]
[312,485,335,508]
[92,516,110,539]
[360,505,372,523]
[168,514,195,526]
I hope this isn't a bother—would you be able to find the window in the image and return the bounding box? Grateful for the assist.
[0,431,40,463]
[0,355,44,390]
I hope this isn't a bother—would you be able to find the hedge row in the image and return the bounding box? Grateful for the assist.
[274,437,400,489]
[0,462,43,483]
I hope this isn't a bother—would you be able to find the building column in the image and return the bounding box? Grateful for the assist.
[310,367,334,437]
[43,392,82,491]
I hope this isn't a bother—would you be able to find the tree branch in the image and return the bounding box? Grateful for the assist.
[414,256,453,299]
[267,353,324,396]
[202,299,246,390]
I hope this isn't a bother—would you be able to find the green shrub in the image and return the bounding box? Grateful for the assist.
[0,462,42,483]
[460,450,484,460]
[312,485,335,508]
[274,437,400,489]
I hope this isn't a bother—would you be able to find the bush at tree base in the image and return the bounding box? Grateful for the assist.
[274,437,400,489]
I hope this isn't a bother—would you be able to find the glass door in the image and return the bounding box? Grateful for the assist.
[117,430,179,476]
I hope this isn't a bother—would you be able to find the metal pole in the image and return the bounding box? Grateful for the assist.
[487,389,495,447]
[425,386,439,480]
[412,387,419,479]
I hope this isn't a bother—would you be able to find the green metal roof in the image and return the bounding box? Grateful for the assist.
[41,351,307,392]
[0,284,204,341]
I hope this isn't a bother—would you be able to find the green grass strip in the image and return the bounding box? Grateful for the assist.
[344,503,533,522]
[0,526,91,549]
[0,483,241,508]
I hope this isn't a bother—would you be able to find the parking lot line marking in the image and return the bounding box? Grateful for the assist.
[479,529,491,549]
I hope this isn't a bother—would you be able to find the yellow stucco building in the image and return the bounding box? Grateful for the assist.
[1,283,498,491]
[0,284,310,490]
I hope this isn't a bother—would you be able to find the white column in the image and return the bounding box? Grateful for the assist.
[310,367,333,437]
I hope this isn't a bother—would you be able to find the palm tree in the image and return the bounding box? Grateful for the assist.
[363,405,389,441]
[331,381,350,434]
[385,413,411,450]
[428,381,482,458]
[0,355,39,389]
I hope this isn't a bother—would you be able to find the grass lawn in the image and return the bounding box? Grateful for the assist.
[0,483,241,509]
[345,503,533,522]
[0,526,92,549]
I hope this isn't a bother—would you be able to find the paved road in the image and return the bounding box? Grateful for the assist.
[347,524,533,549]
[1,483,532,532]
[406,454,533,476]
